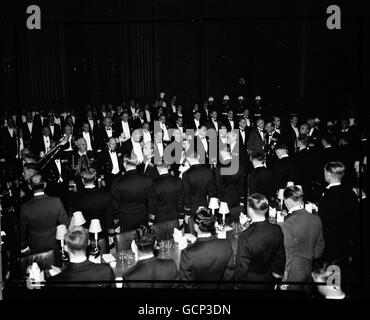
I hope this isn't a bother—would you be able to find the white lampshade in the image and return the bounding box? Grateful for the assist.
[72,211,86,226]
[89,219,102,234]
[286,181,294,187]
[219,202,229,214]
[208,197,220,210]
[56,224,68,240]
[277,189,285,200]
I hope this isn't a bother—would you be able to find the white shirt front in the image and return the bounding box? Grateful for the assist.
[291,124,299,138]
[230,141,237,153]
[145,110,151,122]
[194,119,200,129]
[156,142,164,157]
[65,136,73,151]
[22,115,26,123]
[143,130,152,144]
[82,131,93,151]
[239,129,246,144]
[161,123,170,141]
[43,135,51,152]
[258,129,265,142]
[54,159,62,181]
[177,125,184,133]
[132,139,144,163]
[228,119,234,130]
[308,128,314,136]
[121,121,131,139]
[130,107,136,118]
[8,127,14,138]
[200,137,208,152]
[212,119,219,132]
[88,119,94,130]
[27,122,33,134]
[105,127,113,138]
[49,125,55,136]
[109,149,120,174]
[244,117,251,127]
[172,105,176,113]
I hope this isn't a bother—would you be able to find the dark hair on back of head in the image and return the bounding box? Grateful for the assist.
[135,225,156,252]
[251,152,265,162]
[275,143,288,151]
[283,186,304,202]
[248,193,269,214]
[297,134,310,146]
[194,207,217,235]
[324,161,345,177]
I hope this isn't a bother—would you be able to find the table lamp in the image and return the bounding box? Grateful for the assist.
[219,202,229,225]
[72,211,86,226]
[56,224,68,261]
[208,197,219,215]
[89,219,102,255]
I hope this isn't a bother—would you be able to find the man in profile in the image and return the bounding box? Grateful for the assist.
[48,226,115,287]
[122,226,178,288]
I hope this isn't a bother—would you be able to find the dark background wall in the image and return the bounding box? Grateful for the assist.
[0,0,367,117]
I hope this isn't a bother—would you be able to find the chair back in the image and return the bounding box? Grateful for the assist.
[20,250,56,279]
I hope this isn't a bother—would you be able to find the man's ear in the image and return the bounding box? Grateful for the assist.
[87,239,91,246]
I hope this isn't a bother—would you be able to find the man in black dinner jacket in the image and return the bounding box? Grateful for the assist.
[71,168,114,253]
[48,226,115,287]
[147,162,184,228]
[247,153,276,201]
[319,162,359,265]
[273,144,300,190]
[235,193,286,289]
[178,208,234,289]
[111,154,153,232]
[99,137,123,191]
[182,152,217,216]
[122,226,178,288]
[20,174,68,254]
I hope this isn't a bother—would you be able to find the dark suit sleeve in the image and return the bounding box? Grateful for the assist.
[182,173,191,212]
[147,185,158,223]
[248,173,257,195]
[57,198,68,225]
[207,171,217,198]
[20,206,29,250]
[178,250,193,288]
[110,182,121,226]
[271,228,286,277]
[314,217,325,259]
[234,235,252,286]
[223,243,235,283]
[176,182,185,219]
[281,223,295,281]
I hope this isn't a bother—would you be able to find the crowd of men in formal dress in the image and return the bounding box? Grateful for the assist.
[0,93,367,296]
